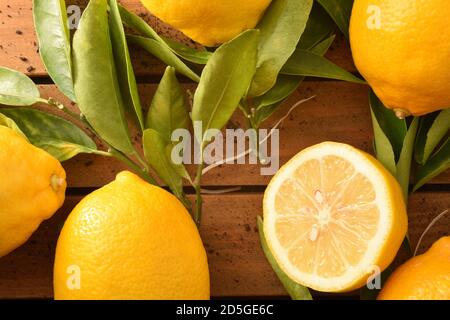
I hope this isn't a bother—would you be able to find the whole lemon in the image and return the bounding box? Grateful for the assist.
[0,126,66,258]
[378,237,450,300]
[139,0,272,46]
[350,0,450,117]
[54,171,210,300]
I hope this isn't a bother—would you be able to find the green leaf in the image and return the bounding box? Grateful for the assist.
[162,37,212,65]
[146,67,189,140]
[109,0,145,130]
[166,144,193,184]
[281,49,366,84]
[298,2,336,50]
[248,0,313,97]
[369,92,419,200]
[309,34,336,54]
[254,35,336,126]
[192,30,259,146]
[118,5,200,81]
[370,97,397,176]
[127,35,200,82]
[72,0,134,155]
[316,0,354,38]
[257,216,312,300]
[143,129,184,199]
[396,118,419,200]
[0,67,41,106]
[253,75,303,126]
[35,138,104,162]
[415,109,450,165]
[256,36,335,110]
[414,138,450,191]
[0,113,28,139]
[369,90,407,160]
[0,108,99,162]
[33,0,75,102]
[118,4,160,39]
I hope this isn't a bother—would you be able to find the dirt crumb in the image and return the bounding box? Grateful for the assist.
[84,160,94,167]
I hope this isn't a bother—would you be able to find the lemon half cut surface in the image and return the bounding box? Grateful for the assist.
[263,142,408,292]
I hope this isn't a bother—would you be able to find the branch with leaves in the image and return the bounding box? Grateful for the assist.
[0,0,367,226]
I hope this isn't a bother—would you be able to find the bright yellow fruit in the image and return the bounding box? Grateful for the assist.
[139,0,272,46]
[0,126,66,258]
[263,142,408,292]
[378,236,450,300]
[350,0,450,117]
[54,171,209,300]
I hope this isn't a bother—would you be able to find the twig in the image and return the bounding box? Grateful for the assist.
[200,186,242,194]
[46,97,81,122]
[202,96,315,175]
[108,149,157,185]
[193,163,204,225]
[414,209,449,256]
[133,150,150,172]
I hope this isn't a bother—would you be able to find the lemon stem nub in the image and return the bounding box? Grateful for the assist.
[51,174,64,192]
[394,109,410,119]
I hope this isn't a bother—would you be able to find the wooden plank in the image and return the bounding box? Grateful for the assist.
[26,83,450,187]
[0,0,356,77]
[0,192,447,299]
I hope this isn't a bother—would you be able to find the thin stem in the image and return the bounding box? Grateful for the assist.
[133,150,150,172]
[202,97,314,176]
[238,103,250,118]
[193,162,204,226]
[78,116,156,184]
[240,98,250,113]
[78,114,156,184]
[109,148,157,185]
[200,186,241,194]
[45,98,81,122]
[414,209,449,256]
[92,150,113,157]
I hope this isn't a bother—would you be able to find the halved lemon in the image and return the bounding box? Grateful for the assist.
[263,142,408,292]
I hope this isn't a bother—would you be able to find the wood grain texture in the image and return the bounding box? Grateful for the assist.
[0,0,356,77]
[0,192,448,299]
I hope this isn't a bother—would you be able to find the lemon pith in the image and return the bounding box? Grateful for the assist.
[263,142,408,292]
[54,171,210,300]
[0,126,66,257]
[139,0,272,46]
[350,0,450,116]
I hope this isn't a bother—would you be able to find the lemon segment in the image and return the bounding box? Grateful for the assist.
[263,142,408,292]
